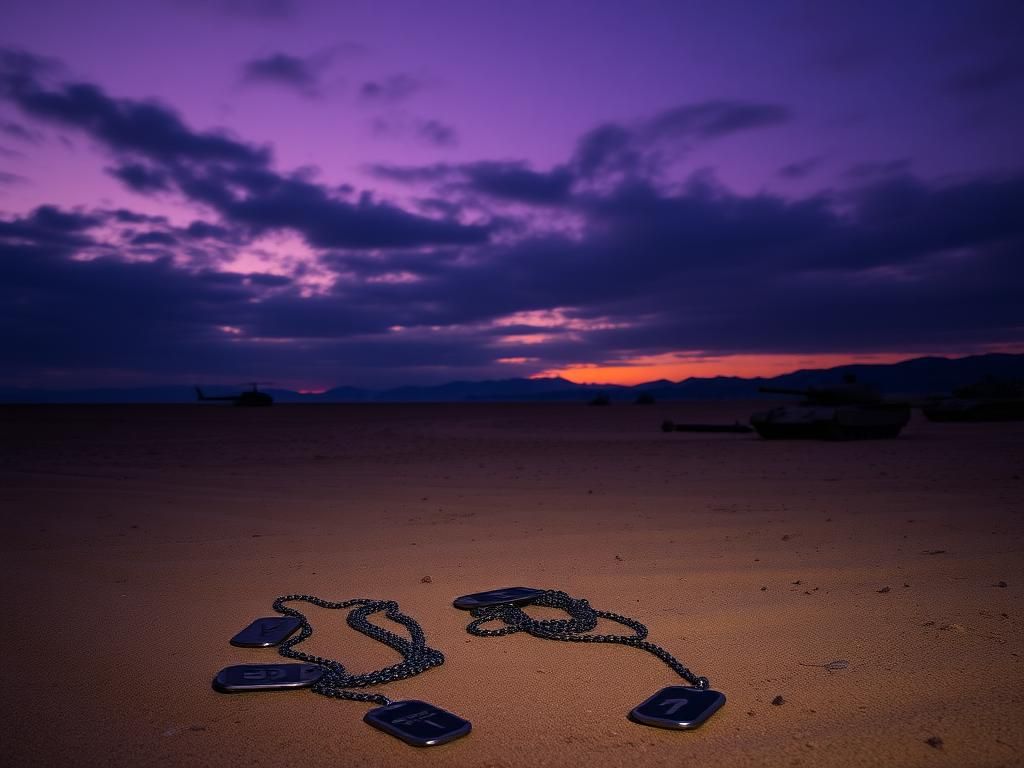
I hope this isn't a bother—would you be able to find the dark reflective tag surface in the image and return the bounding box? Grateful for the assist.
[213,663,324,692]
[452,586,546,610]
[229,616,302,647]
[629,686,726,730]
[364,700,472,747]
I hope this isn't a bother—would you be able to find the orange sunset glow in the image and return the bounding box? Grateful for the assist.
[533,352,934,386]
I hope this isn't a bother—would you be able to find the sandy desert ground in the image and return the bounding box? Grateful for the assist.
[1,402,1022,767]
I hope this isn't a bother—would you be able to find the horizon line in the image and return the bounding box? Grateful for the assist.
[3,350,1022,394]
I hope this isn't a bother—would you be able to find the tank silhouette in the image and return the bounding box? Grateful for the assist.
[750,375,910,439]
[195,383,274,407]
[920,376,1024,422]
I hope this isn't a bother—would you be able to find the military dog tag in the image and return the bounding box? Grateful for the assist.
[213,663,324,692]
[229,616,302,647]
[452,587,546,610]
[364,700,472,747]
[629,686,726,729]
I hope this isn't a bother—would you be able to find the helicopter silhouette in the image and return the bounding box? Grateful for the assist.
[195,382,274,407]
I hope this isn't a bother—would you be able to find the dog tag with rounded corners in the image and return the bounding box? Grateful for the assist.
[229,616,302,647]
[629,686,726,729]
[213,663,324,692]
[452,586,546,610]
[364,700,472,747]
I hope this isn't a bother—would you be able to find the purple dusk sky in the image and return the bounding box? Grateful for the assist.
[1,0,1022,389]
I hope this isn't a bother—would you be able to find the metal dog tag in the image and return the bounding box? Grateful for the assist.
[213,663,324,692]
[452,586,546,610]
[229,616,302,647]
[629,686,726,730]
[364,700,472,747]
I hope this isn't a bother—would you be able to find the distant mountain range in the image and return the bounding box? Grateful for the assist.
[2,353,1023,404]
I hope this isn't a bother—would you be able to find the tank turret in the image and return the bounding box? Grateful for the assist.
[751,375,907,439]
[922,376,1024,422]
[758,375,881,405]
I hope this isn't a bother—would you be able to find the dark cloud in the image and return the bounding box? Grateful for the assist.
[371,160,573,206]
[247,272,292,287]
[416,119,458,147]
[778,156,824,180]
[0,50,489,250]
[0,204,100,244]
[932,4,1024,98]
[463,162,573,205]
[320,246,464,283]
[241,52,325,97]
[2,159,1021,388]
[414,197,463,219]
[315,171,1024,355]
[847,174,1024,261]
[109,209,169,224]
[359,74,421,103]
[0,52,1018,388]
[370,116,459,149]
[185,220,232,240]
[843,159,912,181]
[0,48,61,83]
[192,167,487,248]
[1,79,268,167]
[371,162,452,184]
[572,123,641,180]
[943,54,1024,95]
[0,204,503,387]
[570,100,791,185]
[645,100,791,141]
[2,224,253,380]
[109,162,172,192]
[1,119,42,143]
[130,231,178,247]
[0,170,27,185]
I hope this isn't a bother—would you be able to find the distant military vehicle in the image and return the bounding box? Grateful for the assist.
[750,375,910,439]
[195,383,274,407]
[921,376,1024,422]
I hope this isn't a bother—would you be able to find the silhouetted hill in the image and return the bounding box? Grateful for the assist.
[1,353,1021,403]
[767,354,1024,396]
[378,377,582,402]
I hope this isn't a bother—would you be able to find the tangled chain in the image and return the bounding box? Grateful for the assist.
[465,590,709,689]
[272,594,445,706]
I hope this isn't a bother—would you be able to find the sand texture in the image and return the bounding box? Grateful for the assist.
[1,403,1022,767]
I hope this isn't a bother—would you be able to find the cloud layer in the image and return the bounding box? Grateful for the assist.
[1,48,1021,387]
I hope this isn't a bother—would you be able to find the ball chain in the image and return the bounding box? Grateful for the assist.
[465,590,709,689]
[271,594,446,706]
